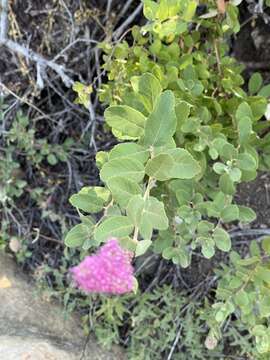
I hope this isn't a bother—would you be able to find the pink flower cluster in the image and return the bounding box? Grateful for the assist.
[70,238,135,295]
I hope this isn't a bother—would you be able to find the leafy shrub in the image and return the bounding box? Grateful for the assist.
[0,99,73,252]
[37,259,259,360]
[65,0,270,355]
[206,237,270,356]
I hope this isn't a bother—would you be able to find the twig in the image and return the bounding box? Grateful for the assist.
[78,96,97,151]
[3,39,74,87]
[0,0,8,41]
[167,323,183,360]
[134,254,157,275]
[0,0,74,88]
[113,3,143,40]
[229,228,270,238]
[52,38,98,62]
[106,0,113,20]
[0,81,56,122]
[214,39,222,75]
[59,0,75,42]
[117,0,135,21]
[90,27,132,87]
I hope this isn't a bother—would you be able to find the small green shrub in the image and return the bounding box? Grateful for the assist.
[206,237,270,356]
[0,100,74,255]
[36,255,260,359]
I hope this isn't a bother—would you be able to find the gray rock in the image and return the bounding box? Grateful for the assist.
[0,253,125,360]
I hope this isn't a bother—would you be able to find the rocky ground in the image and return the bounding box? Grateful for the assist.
[0,253,125,359]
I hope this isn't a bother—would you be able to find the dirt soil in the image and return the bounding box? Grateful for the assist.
[236,172,270,229]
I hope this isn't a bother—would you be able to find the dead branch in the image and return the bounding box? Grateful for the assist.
[0,0,74,88]
[113,3,143,40]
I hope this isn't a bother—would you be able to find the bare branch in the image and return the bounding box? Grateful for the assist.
[229,228,270,238]
[52,38,98,62]
[113,3,143,40]
[3,39,74,87]
[59,0,75,42]
[117,0,135,21]
[0,0,74,88]
[0,81,56,122]
[106,0,113,20]
[0,0,8,42]
[167,324,183,360]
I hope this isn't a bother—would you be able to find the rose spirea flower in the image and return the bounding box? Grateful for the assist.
[70,238,135,295]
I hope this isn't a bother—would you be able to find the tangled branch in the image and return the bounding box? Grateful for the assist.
[0,0,74,88]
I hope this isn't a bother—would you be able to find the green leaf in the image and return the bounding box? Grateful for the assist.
[250,97,267,120]
[181,117,199,134]
[173,249,191,268]
[238,206,256,223]
[154,231,174,253]
[175,101,191,129]
[143,0,158,20]
[228,167,242,182]
[200,237,215,259]
[235,102,253,122]
[118,236,137,252]
[96,151,109,170]
[238,116,252,144]
[235,290,249,308]
[182,1,197,21]
[127,195,169,234]
[228,276,243,289]
[109,143,149,164]
[162,246,177,260]
[131,73,162,113]
[258,84,270,98]
[94,216,134,243]
[127,195,151,236]
[135,240,152,256]
[262,237,270,255]
[213,162,227,175]
[107,177,141,207]
[220,143,238,162]
[197,221,215,235]
[237,256,260,266]
[219,173,236,195]
[260,295,270,317]
[213,228,231,252]
[152,138,176,155]
[214,302,235,323]
[237,153,257,171]
[105,205,122,217]
[132,277,139,294]
[145,153,174,181]
[221,205,239,222]
[250,240,260,256]
[252,325,269,354]
[167,148,201,179]
[155,0,181,21]
[105,105,146,138]
[248,73,263,95]
[69,186,110,213]
[256,266,270,284]
[100,158,145,183]
[47,154,57,165]
[65,224,89,248]
[143,90,176,147]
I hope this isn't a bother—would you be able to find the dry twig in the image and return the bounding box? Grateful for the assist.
[0,0,74,88]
